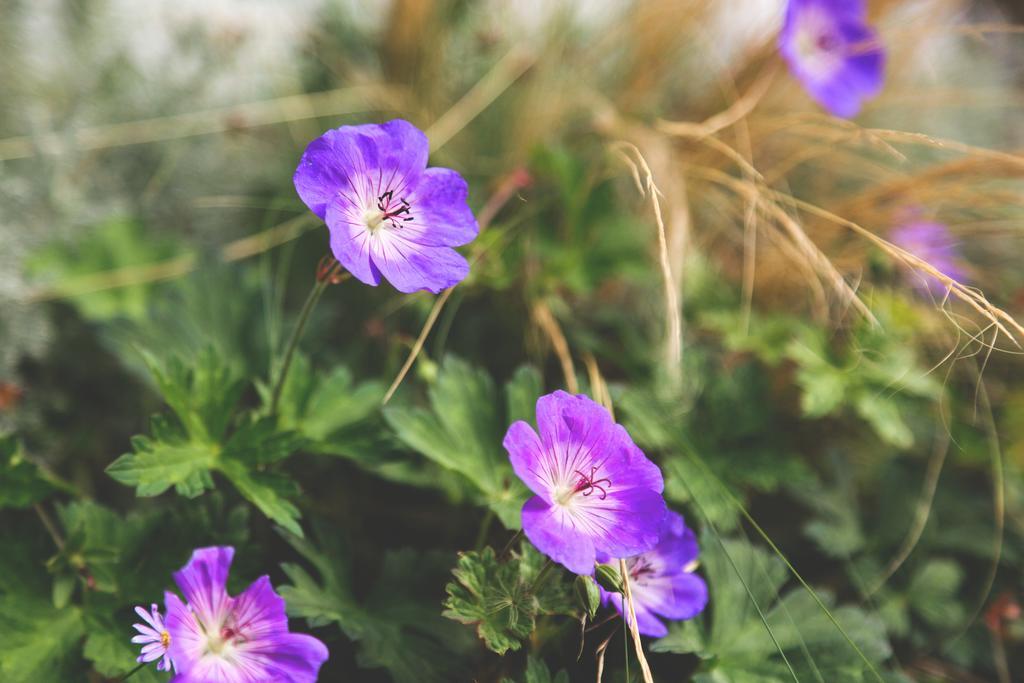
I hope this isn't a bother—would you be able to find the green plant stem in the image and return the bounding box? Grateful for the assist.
[269,276,331,415]
[119,661,148,681]
[498,529,523,559]
[474,509,495,552]
[528,558,556,595]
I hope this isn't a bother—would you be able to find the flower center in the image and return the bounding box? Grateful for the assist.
[160,631,170,649]
[364,190,414,233]
[556,466,612,505]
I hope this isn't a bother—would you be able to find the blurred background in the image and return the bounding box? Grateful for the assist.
[2,0,1024,681]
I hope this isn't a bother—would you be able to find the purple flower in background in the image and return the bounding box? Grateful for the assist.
[504,391,667,576]
[294,119,479,294]
[163,546,328,683]
[779,0,885,118]
[891,220,967,297]
[597,511,708,638]
[132,603,174,672]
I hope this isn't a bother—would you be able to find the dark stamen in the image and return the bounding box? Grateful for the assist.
[572,466,611,500]
[377,191,415,229]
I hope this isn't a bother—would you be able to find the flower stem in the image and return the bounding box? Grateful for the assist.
[119,662,148,682]
[269,276,331,415]
[498,529,523,559]
[528,558,556,595]
[474,509,495,552]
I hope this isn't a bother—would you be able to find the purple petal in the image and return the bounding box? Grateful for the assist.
[370,239,470,294]
[604,590,670,637]
[131,633,159,644]
[293,119,428,220]
[172,546,234,628]
[503,421,548,500]
[325,198,383,287]
[403,167,479,247]
[229,575,289,639]
[591,486,667,560]
[534,391,616,461]
[164,591,209,676]
[521,496,597,575]
[233,632,330,683]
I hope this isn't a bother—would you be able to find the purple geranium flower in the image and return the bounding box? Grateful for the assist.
[163,546,328,683]
[779,0,885,118]
[597,511,708,638]
[132,603,174,672]
[891,220,967,297]
[503,391,667,576]
[293,119,479,294]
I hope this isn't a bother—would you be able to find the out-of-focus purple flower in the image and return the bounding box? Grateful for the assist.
[891,220,967,297]
[164,546,328,683]
[779,0,885,118]
[597,511,708,638]
[293,119,479,294]
[131,603,174,672]
[503,391,667,576]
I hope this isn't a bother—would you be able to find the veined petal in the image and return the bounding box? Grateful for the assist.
[370,237,469,294]
[229,575,288,639]
[403,167,479,247]
[172,546,234,628]
[504,421,549,500]
[232,632,330,683]
[521,496,597,576]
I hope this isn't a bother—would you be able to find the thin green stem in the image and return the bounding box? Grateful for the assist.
[529,558,556,595]
[498,529,523,559]
[269,276,331,415]
[474,509,495,552]
[119,661,148,682]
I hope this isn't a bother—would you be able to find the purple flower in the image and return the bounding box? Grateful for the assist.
[779,0,885,118]
[132,603,174,672]
[163,546,328,683]
[503,391,667,576]
[597,511,708,638]
[293,119,479,294]
[890,220,967,297]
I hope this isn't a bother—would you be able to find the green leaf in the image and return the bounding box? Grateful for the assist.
[384,357,535,528]
[279,525,471,683]
[443,543,575,655]
[222,417,305,465]
[0,435,54,509]
[106,424,217,498]
[501,655,571,683]
[0,595,84,683]
[907,559,964,628]
[852,391,914,449]
[655,536,892,681]
[218,459,302,537]
[83,608,163,683]
[275,354,386,443]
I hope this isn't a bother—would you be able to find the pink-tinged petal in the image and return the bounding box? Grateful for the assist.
[403,167,479,247]
[504,421,549,500]
[521,496,597,575]
[370,237,469,294]
[229,575,288,639]
[172,546,234,628]
[165,591,208,675]
[134,604,162,631]
[233,632,330,683]
[131,633,159,644]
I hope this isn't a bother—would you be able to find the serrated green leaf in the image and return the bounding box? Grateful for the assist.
[279,525,470,683]
[384,356,534,529]
[0,595,84,683]
[222,417,305,465]
[106,431,217,498]
[907,559,964,627]
[853,391,914,449]
[218,459,302,536]
[501,655,571,683]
